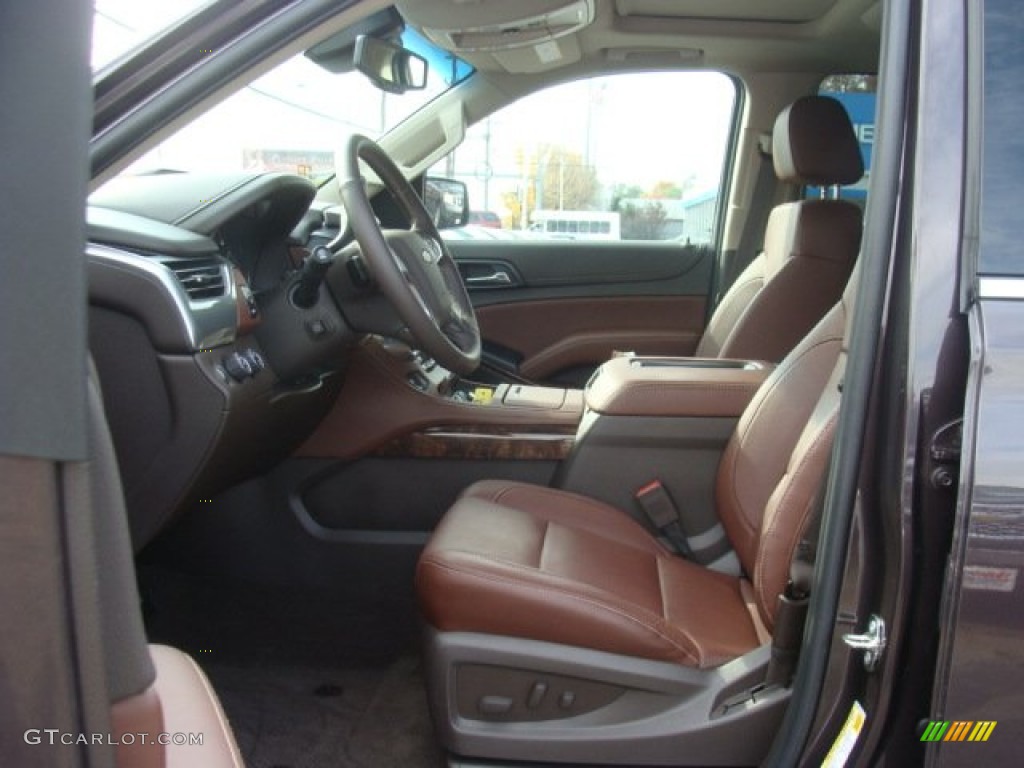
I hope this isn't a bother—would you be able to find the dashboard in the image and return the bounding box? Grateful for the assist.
[87,172,355,549]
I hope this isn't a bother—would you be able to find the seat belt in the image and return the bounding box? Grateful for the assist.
[634,479,735,564]
[717,133,775,302]
[765,481,826,687]
[635,480,695,559]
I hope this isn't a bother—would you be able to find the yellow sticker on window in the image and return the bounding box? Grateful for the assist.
[822,700,867,768]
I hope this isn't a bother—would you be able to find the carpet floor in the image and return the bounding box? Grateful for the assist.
[139,565,445,768]
[204,655,444,768]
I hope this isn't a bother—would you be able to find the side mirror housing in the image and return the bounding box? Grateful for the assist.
[423,177,469,229]
[354,35,427,94]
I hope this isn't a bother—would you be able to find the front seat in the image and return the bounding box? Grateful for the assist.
[415,274,855,764]
[695,94,863,363]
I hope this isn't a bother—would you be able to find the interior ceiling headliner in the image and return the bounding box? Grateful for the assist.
[614,0,842,24]
[397,0,880,76]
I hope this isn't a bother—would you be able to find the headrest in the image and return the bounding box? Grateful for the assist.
[772,95,864,186]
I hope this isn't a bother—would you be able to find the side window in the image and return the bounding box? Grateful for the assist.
[810,75,877,204]
[435,72,736,242]
[978,0,1024,275]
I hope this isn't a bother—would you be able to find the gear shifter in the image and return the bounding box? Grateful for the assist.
[291,245,334,309]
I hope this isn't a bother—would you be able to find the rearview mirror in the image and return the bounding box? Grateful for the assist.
[423,177,469,229]
[354,35,427,94]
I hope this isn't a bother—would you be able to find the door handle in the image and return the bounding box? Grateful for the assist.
[465,270,513,286]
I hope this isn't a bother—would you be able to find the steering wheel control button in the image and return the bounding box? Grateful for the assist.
[223,352,254,382]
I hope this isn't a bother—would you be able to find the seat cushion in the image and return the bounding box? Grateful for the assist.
[417,480,761,668]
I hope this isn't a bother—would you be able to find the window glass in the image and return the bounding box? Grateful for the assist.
[435,72,736,242]
[101,40,470,185]
[809,75,876,204]
[979,0,1024,275]
[92,0,214,72]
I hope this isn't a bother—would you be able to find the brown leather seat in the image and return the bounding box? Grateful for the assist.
[695,95,863,362]
[417,281,850,668]
[113,645,244,768]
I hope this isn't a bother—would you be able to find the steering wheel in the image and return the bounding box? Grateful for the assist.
[337,134,480,375]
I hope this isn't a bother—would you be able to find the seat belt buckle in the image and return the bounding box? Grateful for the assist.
[635,480,679,530]
[635,481,693,558]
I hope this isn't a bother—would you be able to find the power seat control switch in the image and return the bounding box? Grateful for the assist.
[477,696,513,716]
[527,681,548,709]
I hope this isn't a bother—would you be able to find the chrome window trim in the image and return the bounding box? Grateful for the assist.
[87,242,237,350]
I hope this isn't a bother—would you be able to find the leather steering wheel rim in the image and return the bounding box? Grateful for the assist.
[337,133,480,375]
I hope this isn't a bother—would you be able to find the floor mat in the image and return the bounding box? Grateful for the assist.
[139,565,445,768]
[205,656,444,768]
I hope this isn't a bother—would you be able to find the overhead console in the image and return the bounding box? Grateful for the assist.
[398,0,594,72]
[558,356,773,572]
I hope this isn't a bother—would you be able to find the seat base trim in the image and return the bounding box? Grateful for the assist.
[425,628,788,766]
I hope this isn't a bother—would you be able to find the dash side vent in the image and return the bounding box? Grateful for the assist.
[167,259,227,301]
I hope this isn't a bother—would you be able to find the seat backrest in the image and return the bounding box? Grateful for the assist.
[715,268,855,631]
[696,95,864,362]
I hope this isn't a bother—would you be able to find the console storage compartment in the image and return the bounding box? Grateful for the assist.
[585,357,769,418]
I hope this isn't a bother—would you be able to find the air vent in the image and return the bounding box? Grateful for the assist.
[167,259,227,301]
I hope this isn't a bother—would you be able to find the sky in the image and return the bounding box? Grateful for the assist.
[91,1,736,220]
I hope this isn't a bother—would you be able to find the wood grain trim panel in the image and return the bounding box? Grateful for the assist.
[296,339,584,461]
[374,424,576,460]
[476,295,706,379]
[231,268,260,337]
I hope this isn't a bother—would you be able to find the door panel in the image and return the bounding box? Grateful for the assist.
[448,239,714,384]
[475,295,705,381]
[431,71,735,385]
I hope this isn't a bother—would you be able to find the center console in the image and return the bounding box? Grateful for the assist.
[558,355,773,572]
[297,338,583,462]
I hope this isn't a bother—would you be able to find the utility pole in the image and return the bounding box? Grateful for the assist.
[483,117,492,209]
[558,154,565,211]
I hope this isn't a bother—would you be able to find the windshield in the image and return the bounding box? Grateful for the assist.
[92,0,214,72]
[101,14,472,184]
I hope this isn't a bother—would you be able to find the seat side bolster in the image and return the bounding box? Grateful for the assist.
[696,260,766,358]
[147,645,243,768]
[111,684,165,768]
